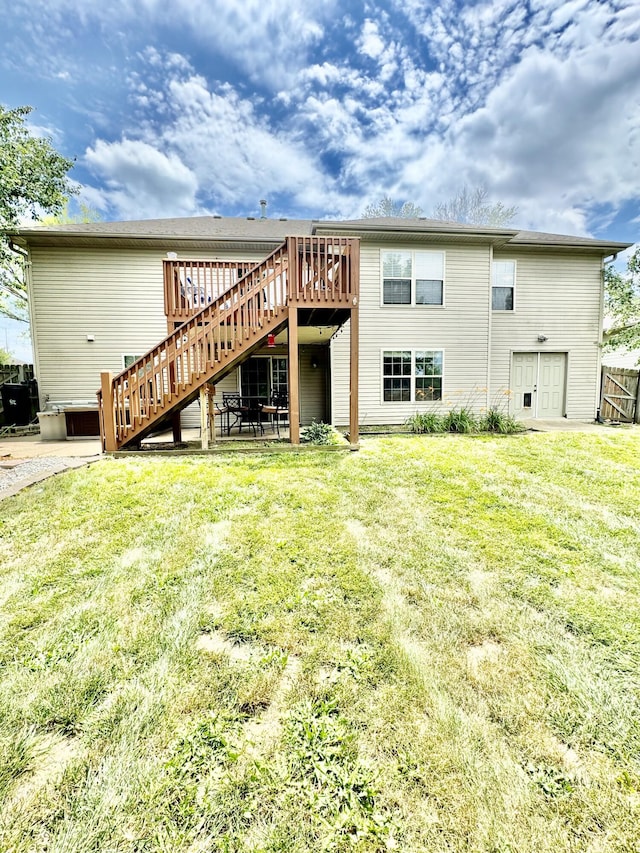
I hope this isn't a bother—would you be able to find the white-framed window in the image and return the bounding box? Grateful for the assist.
[382,350,443,402]
[122,354,143,369]
[381,251,445,306]
[492,260,515,311]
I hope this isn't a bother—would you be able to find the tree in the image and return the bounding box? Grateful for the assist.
[0,104,77,322]
[432,185,518,227]
[0,345,14,364]
[40,200,101,226]
[603,245,640,354]
[362,196,424,218]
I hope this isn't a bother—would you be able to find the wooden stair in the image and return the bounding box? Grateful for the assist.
[98,236,360,451]
[98,242,289,450]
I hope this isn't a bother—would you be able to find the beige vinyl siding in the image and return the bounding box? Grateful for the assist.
[491,250,603,419]
[299,346,328,424]
[332,242,491,426]
[29,246,266,409]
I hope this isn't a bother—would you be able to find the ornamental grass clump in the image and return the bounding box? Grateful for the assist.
[442,406,480,433]
[405,412,443,433]
[480,407,524,434]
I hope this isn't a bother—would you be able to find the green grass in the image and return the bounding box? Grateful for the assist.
[1,431,639,851]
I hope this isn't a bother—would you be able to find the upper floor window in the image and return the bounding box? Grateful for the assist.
[492,260,515,311]
[382,251,444,306]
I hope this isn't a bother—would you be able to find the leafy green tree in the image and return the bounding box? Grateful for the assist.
[362,196,424,218]
[40,200,101,226]
[0,104,77,322]
[432,185,518,227]
[0,345,14,364]
[603,245,640,354]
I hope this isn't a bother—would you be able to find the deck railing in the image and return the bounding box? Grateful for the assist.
[99,236,359,450]
[288,236,359,306]
[164,259,257,325]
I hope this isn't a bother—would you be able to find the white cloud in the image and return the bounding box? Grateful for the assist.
[6,0,639,234]
[84,139,199,218]
[359,20,385,59]
[7,0,339,89]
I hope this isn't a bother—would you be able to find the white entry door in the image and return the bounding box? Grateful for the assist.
[511,352,566,418]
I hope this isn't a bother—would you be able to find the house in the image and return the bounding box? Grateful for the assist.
[8,216,631,449]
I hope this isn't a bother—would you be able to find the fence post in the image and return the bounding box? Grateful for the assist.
[635,371,640,424]
[100,372,117,452]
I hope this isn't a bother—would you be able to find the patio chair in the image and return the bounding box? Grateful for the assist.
[260,391,289,435]
[221,393,264,436]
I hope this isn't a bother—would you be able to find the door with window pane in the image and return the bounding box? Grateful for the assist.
[241,357,289,401]
[241,358,270,399]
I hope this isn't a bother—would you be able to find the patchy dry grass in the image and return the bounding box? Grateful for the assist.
[0,431,639,851]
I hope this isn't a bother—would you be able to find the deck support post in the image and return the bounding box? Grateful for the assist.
[288,306,300,444]
[200,385,209,450]
[171,411,182,444]
[349,304,359,445]
[348,238,360,445]
[208,384,216,443]
[100,371,117,452]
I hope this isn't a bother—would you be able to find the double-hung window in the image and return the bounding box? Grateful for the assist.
[492,260,515,311]
[382,350,443,402]
[382,251,444,306]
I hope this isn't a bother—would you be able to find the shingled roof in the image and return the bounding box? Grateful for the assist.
[9,215,632,254]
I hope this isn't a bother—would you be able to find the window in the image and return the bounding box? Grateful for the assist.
[241,356,289,399]
[383,350,443,402]
[414,351,443,401]
[122,354,142,369]
[382,251,444,306]
[492,260,515,310]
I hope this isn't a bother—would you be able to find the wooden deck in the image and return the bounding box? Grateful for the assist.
[99,236,360,451]
[163,236,359,328]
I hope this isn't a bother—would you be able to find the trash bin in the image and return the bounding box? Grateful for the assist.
[1,383,32,426]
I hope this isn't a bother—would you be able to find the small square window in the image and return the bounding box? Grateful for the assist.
[492,286,514,311]
[383,279,411,304]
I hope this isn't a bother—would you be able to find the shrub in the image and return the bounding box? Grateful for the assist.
[300,420,338,445]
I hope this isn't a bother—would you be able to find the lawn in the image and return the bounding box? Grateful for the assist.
[1,431,639,852]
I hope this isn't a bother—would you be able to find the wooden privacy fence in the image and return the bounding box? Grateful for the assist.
[0,364,34,385]
[600,366,640,423]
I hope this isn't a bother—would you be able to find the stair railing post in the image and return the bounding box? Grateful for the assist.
[100,371,118,452]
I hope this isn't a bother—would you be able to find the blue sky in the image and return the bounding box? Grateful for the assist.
[2,0,639,360]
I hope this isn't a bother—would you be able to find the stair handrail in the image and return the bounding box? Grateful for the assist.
[98,235,360,450]
[99,240,290,446]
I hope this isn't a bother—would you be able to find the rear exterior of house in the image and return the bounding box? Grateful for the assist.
[326,221,622,425]
[10,216,629,445]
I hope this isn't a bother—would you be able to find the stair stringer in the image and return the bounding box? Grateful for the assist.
[115,311,289,449]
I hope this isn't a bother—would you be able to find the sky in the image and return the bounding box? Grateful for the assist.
[1,0,640,361]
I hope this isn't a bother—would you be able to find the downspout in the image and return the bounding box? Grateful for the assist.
[486,244,493,412]
[597,253,617,422]
[9,240,41,407]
